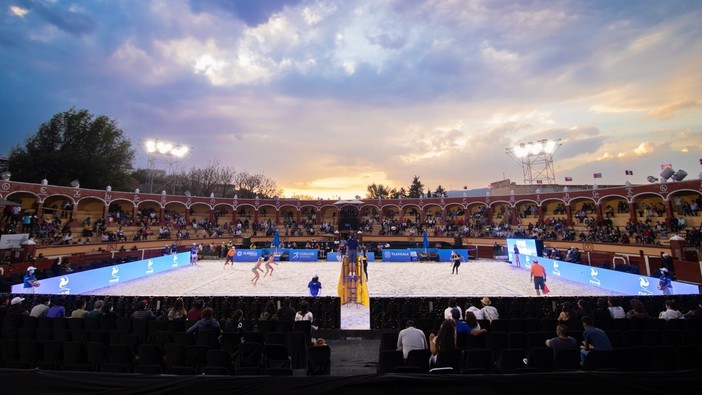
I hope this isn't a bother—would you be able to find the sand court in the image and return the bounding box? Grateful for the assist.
[85,257,624,330]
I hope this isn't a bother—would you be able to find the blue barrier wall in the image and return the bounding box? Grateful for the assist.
[12,252,191,295]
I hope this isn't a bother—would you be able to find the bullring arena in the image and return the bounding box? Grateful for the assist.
[1,179,702,394]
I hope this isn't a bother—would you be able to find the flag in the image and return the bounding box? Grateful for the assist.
[625,170,633,175]
[661,163,672,170]
[564,176,573,182]
[536,179,542,184]
[593,173,602,178]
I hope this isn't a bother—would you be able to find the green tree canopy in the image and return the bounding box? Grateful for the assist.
[407,176,424,198]
[9,108,135,190]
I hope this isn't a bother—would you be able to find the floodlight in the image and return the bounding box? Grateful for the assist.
[0,171,10,181]
[70,180,80,188]
[671,169,687,182]
[660,167,675,180]
[647,176,658,183]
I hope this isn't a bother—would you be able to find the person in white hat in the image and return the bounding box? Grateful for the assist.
[23,266,40,294]
[658,267,673,295]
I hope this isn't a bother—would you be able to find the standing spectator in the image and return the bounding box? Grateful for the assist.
[659,299,684,320]
[480,297,499,322]
[276,298,296,322]
[530,259,547,296]
[23,266,40,294]
[396,320,428,360]
[429,319,457,369]
[29,295,51,318]
[512,245,520,267]
[187,299,204,322]
[70,298,88,318]
[46,297,67,318]
[86,300,105,318]
[658,268,673,295]
[580,316,613,365]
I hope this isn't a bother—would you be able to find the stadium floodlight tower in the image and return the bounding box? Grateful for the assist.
[505,139,562,185]
[143,139,191,194]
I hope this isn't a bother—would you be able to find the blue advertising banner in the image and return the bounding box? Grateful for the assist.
[12,252,191,295]
[522,256,699,295]
[235,249,263,262]
[382,249,416,262]
[288,249,319,262]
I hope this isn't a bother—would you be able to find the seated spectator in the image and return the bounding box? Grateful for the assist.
[659,299,684,320]
[626,298,649,319]
[396,320,428,360]
[167,297,187,321]
[29,295,51,318]
[607,298,626,319]
[185,307,222,337]
[580,316,613,365]
[545,324,578,356]
[69,298,88,318]
[187,299,204,322]
[131,299,157,320]
[463,311,487,336]
[86,300,105,318]
[480,297,499,322]
[46,297,67,318]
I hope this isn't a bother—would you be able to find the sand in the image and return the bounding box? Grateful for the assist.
[86,258,624,329]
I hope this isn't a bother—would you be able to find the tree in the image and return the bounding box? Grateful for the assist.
[407,176,424,198]
[232,172,282,199]
[366,183,393,199]
[8,108,135,190]
[434,185,447,197]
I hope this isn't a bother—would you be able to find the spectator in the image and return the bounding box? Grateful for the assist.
[545,324,578,356]
[101,301,119,319]
[444,297,462,320]
[580,316,613,365]
[465,303,484,320]
[397,319,428,360]
[480,297,499,322]
[7,296,29,320]
[592,298,613,329]
[557,301,582,332]
[70,298,88,318]
[185,307,222,340]
[29,295,51,318]
[276,298,296,322]
[167,297,187,321]
[608,298,626,319]
[259,299,278,321]
[295,300,319,333]
[463,311,488,336]
[429,319,457,369]
[626,298,649,319]
[684,299,702,319]
[86,300,105,318]
[659,299,684,320]
[131,299,157,320]
[46,297,67,318]
[187,299,205,322]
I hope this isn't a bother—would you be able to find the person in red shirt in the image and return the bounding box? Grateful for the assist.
[530,259,547,296]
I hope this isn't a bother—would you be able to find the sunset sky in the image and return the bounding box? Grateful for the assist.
[2,0,701,199]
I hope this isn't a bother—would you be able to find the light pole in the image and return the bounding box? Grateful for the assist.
[505,139,561,185]
[143,139,191,194]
